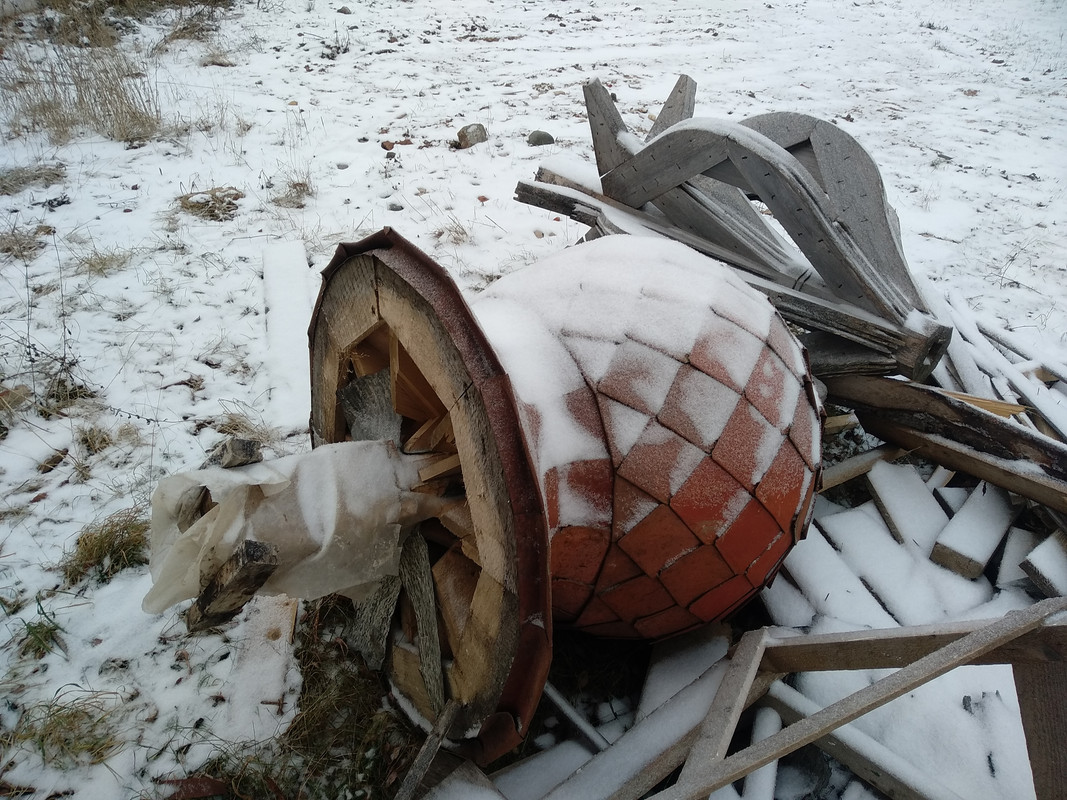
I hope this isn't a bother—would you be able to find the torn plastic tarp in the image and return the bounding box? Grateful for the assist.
[143,440,452,613]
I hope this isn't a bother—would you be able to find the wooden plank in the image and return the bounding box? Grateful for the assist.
[430,413,457,453]
[403,414,445,454]
[823,413,859,435]
[399,531,446,717]
[1013,661,1067,800]
[826,374,1067,513]
[395,699,461,800]
[541,661,730,800]
[432,546,481,654]
[866,460,949,552]
[654,597,1067,800]
[678,629,768,783]
[186,540,278,632]
[390,332,447,423]
[350,324,391,377]
[930,482,1019,579]
[759,617,1067,673]
[802,330,899,378]
[418,453,462,484]
[542,681,612,752]
[996,527,1041,588]
[646,74,697,142]
[1021,530,1067,598]
[820,444,907,491]
[761,682,968,800]
[584,78,634,176]
[742,707,782,800]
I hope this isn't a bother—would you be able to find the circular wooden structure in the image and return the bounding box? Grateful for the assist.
[309,228,551,764]
[309,228,821,762]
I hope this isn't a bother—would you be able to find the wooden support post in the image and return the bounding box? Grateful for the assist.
[1013,661,1067,800]
[654,597,1067,800]
[186,541,279,633]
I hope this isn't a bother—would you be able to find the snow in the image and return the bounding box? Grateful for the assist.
[0,0,1064,795]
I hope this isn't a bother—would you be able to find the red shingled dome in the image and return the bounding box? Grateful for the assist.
[476,235,822,638]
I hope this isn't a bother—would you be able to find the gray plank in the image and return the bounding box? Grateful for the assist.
[647,74,697,142]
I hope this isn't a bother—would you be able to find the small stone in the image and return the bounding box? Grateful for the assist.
[388,202,404,211]
[457,123,488,149]
[527,130,555,146]
[337,5,352,12]
[336,163,349,170]
[381,140,394,151]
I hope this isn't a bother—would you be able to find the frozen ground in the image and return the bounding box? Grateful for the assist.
[0,0,1064,796]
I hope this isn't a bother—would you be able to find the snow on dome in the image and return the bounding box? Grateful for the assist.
[475,235,822,638]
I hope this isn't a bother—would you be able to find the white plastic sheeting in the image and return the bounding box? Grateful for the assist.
[143,440,451,613]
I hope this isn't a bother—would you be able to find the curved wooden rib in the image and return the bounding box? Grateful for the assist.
[600,119,916,323]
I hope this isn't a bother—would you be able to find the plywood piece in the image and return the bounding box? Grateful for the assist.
[930,482,1018,579]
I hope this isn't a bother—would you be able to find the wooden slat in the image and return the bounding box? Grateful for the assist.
[432,546,481,653]
[655,597,1067,800]
[418,453,462,484]
[930,482,1018,579]
[826,374,1067,513]
[646,74,697,142]
[395,699,462,800]
[820,444,907,491]
[391,333,447,423]
[760,618,1067,673]
[761,682,968,800]
[677,629,768,783]
[399,531,446,717]
[583,78,633,176]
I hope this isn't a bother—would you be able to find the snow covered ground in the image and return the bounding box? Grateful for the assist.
[0,0,1064,796]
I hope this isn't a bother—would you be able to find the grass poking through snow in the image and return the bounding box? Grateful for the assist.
[60,507,149,585]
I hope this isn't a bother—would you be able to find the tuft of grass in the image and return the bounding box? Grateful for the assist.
[177,186,244,220]
[59,507,149,585]
[73,244,134,276]
[270,179,313,209]
[0,225,46,260]
[16,598,65,659]
[0,163,66,196]
[0,45,162,144]
[75,423,114,455]
[7,689,125,768]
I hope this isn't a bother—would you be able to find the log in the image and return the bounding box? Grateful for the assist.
[186,540,279,632]
[825,375,1067,513]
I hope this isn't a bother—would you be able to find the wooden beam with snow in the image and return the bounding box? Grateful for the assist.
[759,617,1067,673]
[651,597,1067,800]
[819,444,907,491]
[826,374,1067,513]
[186,540,279,632]
[930,482,1019,579]
[1021,530,1067,598]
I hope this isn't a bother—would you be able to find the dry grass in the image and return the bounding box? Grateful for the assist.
[0,162,66,196]
[75,423,114,455]
[73,244,135,276]
[0,224,46,260]
[164,596,420,799]
[0,45,162,143]
[177,186,244,220]
[270,179,313,209]
[59,506,149,585]
[4,689,125,768]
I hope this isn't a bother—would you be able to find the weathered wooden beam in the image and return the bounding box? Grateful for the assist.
[760,617,1067,673]
[395,699,461,800]
[930,482,1018,579]
[677,629,769,783]
[584,78,634,176]
[653,597,1067,800]
[186,540,279,632]
[646,74,697,142]
[826,375,1067,513]
[399,530,446,716]
[820,444,907,492]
